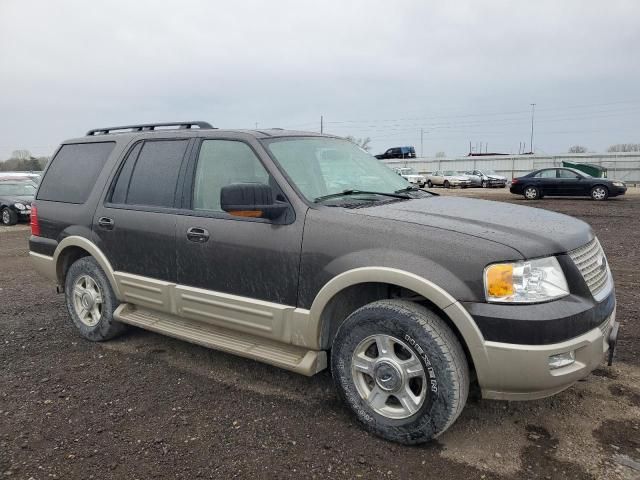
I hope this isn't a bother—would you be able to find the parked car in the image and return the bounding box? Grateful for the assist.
[394,167,426,187]
[426,170,471,188]
[0,172,42,184]
[0,179,36,225]
[463,169,507,188]
[510,167,627,201]
[30,121,619,445]
[375,146,416,159]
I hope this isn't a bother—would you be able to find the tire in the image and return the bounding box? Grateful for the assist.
[64,256,127,342]
[523,185,540,200]
[444,180,450,189]
[481,180,488,188]
[591,185,609,201]
[426,180,432,188]
[1,207,18,226]
[331,300,469,445]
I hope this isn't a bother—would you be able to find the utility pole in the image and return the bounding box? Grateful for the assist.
[530,103,536,154]
[320,115,323,134]
[255,122,258,129]
[420,128,424,157]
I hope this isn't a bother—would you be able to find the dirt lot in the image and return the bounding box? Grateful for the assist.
[1,190,639,480]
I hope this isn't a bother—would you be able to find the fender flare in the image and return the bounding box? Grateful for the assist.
[308,266,490,383]
[53,236,122,299]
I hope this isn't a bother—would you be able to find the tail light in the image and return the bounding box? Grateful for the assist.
[511,178,519,184]
[30,205,40,236]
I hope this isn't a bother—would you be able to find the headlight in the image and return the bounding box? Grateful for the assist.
[612,181,624,187]
[14,202,26,210]
[484,256,569,303]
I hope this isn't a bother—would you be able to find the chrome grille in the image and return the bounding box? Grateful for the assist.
[568,237,610,298]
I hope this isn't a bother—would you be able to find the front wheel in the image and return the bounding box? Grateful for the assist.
[331,300,469,445]
[481,180,488,188]
[1,207,18,226]
[523,185,540,200]
[444,180,450,189]
[426,180,433,188]
[591,185,609,201]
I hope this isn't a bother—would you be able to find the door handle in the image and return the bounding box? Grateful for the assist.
[186,227,210,243]
[98,217,114,230]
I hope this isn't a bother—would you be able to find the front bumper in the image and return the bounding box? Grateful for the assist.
[480,308,618,400]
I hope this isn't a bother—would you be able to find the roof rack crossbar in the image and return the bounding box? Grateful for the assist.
[86,121,215,136]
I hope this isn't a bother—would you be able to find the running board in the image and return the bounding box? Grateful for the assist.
[113,304,327,376]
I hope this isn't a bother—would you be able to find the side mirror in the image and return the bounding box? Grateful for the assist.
[220,183,288,220]
[576,175,582,179]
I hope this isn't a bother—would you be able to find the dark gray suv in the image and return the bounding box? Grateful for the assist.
[30,121,619,444]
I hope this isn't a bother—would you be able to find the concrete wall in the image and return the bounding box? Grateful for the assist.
[382,153,640,183]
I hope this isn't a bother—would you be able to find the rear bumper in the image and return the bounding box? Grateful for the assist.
[480,308,617,400]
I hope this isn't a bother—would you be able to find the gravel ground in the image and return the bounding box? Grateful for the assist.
[1,190,639,480]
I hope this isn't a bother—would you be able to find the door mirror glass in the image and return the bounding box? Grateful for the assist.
[220,183,287,220]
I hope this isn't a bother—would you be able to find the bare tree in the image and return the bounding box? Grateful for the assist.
[11,149,32,160]
[607,143,640,152]
[344,136,372,151]
[568,145,588,153]
[435,151,446,158]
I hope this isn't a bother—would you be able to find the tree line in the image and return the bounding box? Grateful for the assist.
[0,150,49,172]
[568,143,640,154]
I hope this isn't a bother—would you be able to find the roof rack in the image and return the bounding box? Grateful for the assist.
[86,121,215,136]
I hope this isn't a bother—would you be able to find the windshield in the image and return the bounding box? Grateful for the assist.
[443,171,459,176]
[265,137,410,201]
[0,183,36,196]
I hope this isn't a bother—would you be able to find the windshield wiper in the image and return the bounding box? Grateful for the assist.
[314,189,411,203]
[394,186,419,193]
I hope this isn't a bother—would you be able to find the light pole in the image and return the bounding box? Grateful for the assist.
[530,103,536,154]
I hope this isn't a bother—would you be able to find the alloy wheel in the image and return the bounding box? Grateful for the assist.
[351,334,427,419]
[1,209,9,224]
[72,274,104,327]
[524,187,538,199]
[592,187,607,200]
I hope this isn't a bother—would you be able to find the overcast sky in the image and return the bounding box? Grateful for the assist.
[1,0,639,159]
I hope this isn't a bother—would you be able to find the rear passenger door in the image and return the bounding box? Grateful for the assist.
[94,139,192,288]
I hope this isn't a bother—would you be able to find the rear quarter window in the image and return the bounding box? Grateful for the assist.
[37,142,115,203]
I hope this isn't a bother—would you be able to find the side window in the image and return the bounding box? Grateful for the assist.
[535,169,557,178]
[125,140,189,207]
[37,142,115,204]
[110,142,142,204]
[192,140,269,212]
[558,169,577,178]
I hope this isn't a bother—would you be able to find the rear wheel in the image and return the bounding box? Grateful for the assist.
[331,300,469,444]
[426,180,433,188]
[65,256,127,341]
[1,207,18,226]
[523,186,540,200]
[481,180,488,188]
[444,180,450,189]
[591,185,609,201]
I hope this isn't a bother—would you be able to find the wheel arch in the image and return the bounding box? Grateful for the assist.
[309,267,489,380]
[53,236,121,299]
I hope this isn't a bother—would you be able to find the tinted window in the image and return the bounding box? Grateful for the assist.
[110,142,142,204]
[535,169,557,178]
[37,142,115,203]
[126,140,189,207]
[193,140,269,212]
[558,169,579,178]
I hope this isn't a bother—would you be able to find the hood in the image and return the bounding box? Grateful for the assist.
[448,175,470,181]
[351,196,592,258]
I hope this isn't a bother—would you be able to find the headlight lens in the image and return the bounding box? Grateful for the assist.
[484,256,569,303]
[14,202,26,210]
[612,181,624,187]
